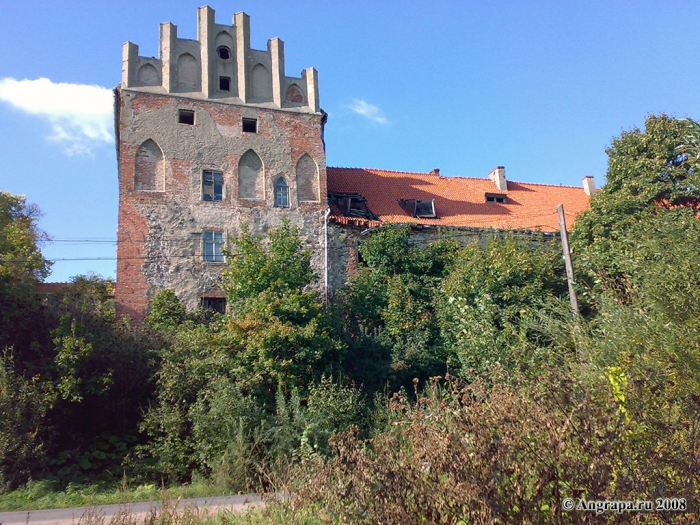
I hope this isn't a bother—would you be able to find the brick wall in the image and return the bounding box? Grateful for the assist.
[116,88,327,321]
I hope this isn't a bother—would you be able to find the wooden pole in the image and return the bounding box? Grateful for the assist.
[557,204,579,315]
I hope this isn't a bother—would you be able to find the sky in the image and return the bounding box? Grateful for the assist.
[1,1,699,282]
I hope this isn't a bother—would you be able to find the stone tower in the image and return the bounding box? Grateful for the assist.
[115,6,327,321]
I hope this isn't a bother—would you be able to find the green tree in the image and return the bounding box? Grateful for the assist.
[572,114,700,292]
[146,289,186,328]
[221,220,314,312]
[0,192,51,283]
[0,349,50,490]
[438,235,568,380]
[141,223,344,483]
[568,115,700,503]
[0,192,53,367]
[338,226,460,391]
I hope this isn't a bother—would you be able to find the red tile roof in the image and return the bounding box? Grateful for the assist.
[327,167,590,232]
[35,282,73,294]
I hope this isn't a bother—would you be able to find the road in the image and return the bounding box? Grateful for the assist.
[0,494,264,525]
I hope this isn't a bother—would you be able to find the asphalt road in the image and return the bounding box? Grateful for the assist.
[0,494,264,525]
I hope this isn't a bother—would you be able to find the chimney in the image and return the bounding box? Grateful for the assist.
[488,166,507,192]
[429,168,440,176]
[582,175,596,196]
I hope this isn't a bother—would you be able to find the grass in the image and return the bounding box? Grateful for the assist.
[2,485,325,525]
[0,478,232,512]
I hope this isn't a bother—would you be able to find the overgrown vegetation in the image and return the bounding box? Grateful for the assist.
[2,115,699,523]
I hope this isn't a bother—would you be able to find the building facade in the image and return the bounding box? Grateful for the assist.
[116,7,327,320]
[115,7,594,321]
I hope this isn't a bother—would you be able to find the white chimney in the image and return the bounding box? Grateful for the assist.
[488,166,507,192]
[582,176,596,196]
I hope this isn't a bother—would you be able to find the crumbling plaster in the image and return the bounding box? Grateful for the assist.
[117,89,327,315]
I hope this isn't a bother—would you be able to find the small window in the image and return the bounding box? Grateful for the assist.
[486,194,507,204]
[202,297,226,313]
[202,170,223,201]
[178,109,195,125]
[242,118,257,133]
[219,76,231,91]
[203,230,224,262]
[217,46,231,60]
[274,177,289,208]
[414,199,436,218]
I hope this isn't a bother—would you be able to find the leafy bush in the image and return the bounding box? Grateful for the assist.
[0,349,50,490]
[438,235,568,380]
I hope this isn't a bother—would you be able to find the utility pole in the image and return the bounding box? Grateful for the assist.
[557,204,579,315]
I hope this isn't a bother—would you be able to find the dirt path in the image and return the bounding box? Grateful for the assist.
[0,494,264,525]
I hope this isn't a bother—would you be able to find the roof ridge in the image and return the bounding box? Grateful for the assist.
[328,166,585,190]
[328,166,434,176]
[509,180,585,190]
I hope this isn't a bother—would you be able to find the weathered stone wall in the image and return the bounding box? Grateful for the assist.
[327,223,363,296]
[116,89,327,320]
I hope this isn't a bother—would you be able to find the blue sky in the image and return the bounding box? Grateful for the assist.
[1,1,699,282]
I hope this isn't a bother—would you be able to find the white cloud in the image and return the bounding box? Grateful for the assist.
[0,77,113,155]
[349,99,389,125]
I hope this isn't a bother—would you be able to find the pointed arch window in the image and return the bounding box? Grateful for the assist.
[274,177,289,208]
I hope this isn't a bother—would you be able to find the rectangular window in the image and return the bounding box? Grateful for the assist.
[202,170,223,201]
[413,199,436,218]
[486,194,507,204]
[274,178,289,207]
[242,118,257,133]
[178,109,195,125]
[219,77,231,91]
[202,297,226,313]
[203,230,224,262]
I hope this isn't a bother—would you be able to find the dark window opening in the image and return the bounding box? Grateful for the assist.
[217,46,231,60]
[219,76,231,91]
[178,109,195,125]
[274,177,289,207]
[347,196,372,218]
[328,193,342,206]
[242,118,257,133]
[486,194,507,204]
[414,199,436,218]
[203,170,223,201]
[202,297,226,313]
[328,192,377,220]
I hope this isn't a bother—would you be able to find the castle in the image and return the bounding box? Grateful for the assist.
[115,7,593,321]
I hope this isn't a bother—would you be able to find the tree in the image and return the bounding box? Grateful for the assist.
[571,115,700,258]
[0,193,53,371]
[438,235,568,380]
[337,225,461,391]
[571,114,700,296]
[0,192,51,283]
[221,220,314,312]
[140,222,344,483]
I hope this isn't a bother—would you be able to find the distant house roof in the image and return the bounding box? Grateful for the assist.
[327,167,591,232]
[35,282,73,294]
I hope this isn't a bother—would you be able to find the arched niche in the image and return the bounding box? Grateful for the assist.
[296,153,319,202]
[238,149,264,199]
[137,64,160,86]
[215,31,234,57]
[177,53,200,91]
[251,64,271,101]
[215,31,236,94]
[134,139,164,191]
[285,84,305,104]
